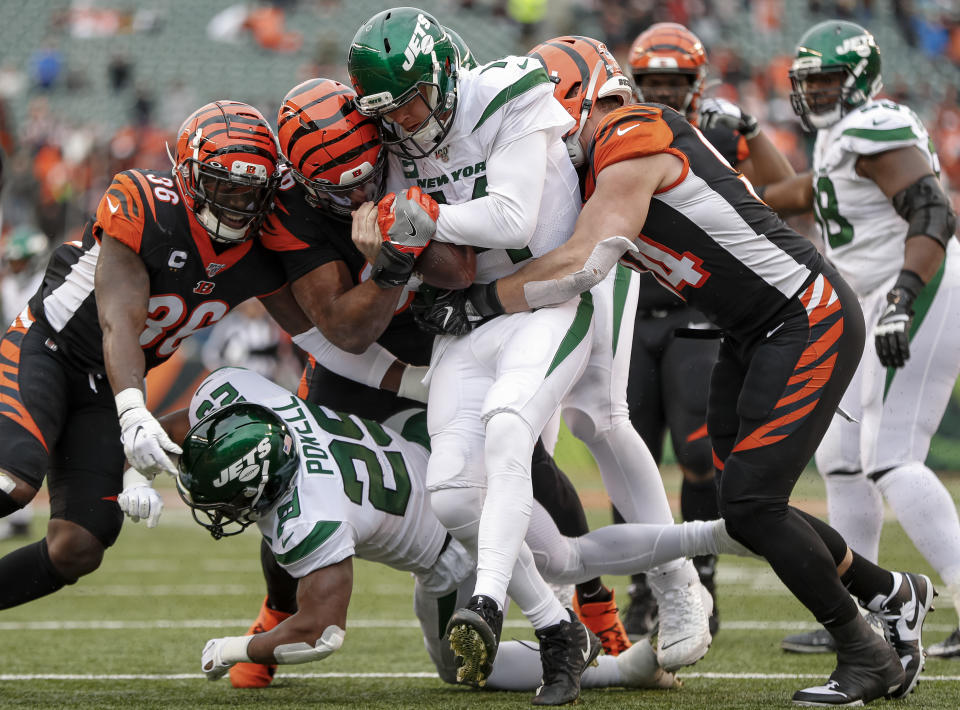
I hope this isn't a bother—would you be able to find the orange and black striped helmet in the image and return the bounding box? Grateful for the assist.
[277,78,386,218]
[629,23,708,117]
[528,36,633,167]
[173,100,281,244]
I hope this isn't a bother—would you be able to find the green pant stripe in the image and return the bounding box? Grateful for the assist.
[546,292,594,377]
[883,257,947,399]
[612,265,631,357]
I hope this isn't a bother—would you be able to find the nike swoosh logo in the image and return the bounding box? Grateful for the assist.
[282,533,294,547]
[904,576,921,631]
[617,124,641,136]
[660,635,694,650]
[766,321,785,339]
[106,196,120,214]
[441,306,454,328]
[402,213,417,239]
[580,646,591,662]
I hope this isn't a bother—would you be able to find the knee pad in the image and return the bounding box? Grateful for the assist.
[60,500,124,549]
[563,406,600,444]
[484,412,535,482]
[718,497,776,544]
[430,487,484,543]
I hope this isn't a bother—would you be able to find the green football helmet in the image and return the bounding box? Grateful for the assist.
[347,7,461,158]
[789,20,882,131]
[176,402,298,540]
[444,26,477,70]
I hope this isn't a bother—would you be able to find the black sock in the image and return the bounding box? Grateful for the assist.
[841,550,895,606]
[0,540,70,610]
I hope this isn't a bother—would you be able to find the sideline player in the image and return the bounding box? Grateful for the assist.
[407,36,936,706]
[759,20,960,658]
[0,101,327,610]
[349,13,710,697]
[619,21,798,637]
[167,367,752,694]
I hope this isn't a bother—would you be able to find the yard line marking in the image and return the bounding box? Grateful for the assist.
[2,619,956,633]
[1,672,960,682]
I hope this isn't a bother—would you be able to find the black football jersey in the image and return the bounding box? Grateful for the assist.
[587,104,824,340]
[260,179,432,366]
[28,169,287,373]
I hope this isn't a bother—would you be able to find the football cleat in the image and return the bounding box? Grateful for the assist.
[649,564,712,671]
[532,609,601,706]
[782,612,887,654]
[615,638,681,689]
[792,626,903,706]
[693,554,720,636]
[925,627,960,658]
[445,595,503,687]
[622,576,659,640]
[871,572,935,698]
[573,590,632,656]
[229,596,292,688]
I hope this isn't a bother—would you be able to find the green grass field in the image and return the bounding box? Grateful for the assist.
[2,446,960,709]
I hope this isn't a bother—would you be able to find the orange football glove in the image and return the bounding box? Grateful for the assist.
[376,186,440,259]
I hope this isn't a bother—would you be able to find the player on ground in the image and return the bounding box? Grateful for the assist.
[619,21,798,638]
[348,12,708,699]
[759,20,960,659]
[169,367,752,694]
[0,101,324,610]
[408,36,936,706]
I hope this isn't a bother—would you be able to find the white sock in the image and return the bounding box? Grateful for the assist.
[485,640,623,690]
[876,462,960,591]
[506,542,568,630]
[823,470,883,561]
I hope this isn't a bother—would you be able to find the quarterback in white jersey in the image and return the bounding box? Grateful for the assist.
[764,20,960,656]
[167,367,751,692]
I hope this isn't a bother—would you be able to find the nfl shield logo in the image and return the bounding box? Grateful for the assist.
[434,146,449,162]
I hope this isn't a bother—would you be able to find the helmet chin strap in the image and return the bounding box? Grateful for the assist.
[566,60,605,168]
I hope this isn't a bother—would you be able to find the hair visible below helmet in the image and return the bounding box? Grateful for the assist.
[789,20,882,131]
[527,35,634,168]
[347,7,460,159]
[277,78,386,219]
[172,100,281,244]
[444,26,478,70]
[628,23,707,116]
[176,401,299,540]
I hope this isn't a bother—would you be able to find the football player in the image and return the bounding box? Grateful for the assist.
[348,11,709,700]
[172,367,753,693]
[0,101,338,611]
[402,36,937,706]
[759,20,960,660]
[619,21,798,639]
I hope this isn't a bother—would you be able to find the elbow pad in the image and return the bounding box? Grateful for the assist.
[523,236,638,309]
[273,625,345,665]
[892,174,957,249]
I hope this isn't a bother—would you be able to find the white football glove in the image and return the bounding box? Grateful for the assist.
[118,468,164,528]
[116,388,182,478]
[201,636,252,681]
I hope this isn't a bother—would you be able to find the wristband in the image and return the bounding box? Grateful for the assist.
[468,281,505,318]
[115,387,145,417]
[220,635,254,664]
[370,243,415,288]
[739,113,761,140]
[891,269,925,306]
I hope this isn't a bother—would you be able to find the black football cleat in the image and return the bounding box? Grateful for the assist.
[926,627,960,658]
[445,595,503,687]
[622,576,659,640]
[532,609,602,706]
[874,572,935,698]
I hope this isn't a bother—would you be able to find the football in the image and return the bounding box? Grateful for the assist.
[414,241,477,290]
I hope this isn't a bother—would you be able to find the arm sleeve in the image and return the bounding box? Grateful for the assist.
[434,129,548,249]
[292,327,396,389]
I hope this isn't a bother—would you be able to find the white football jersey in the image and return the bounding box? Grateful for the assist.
[812,98,942,295]
[387,55,580,282]
[188,367,446,580]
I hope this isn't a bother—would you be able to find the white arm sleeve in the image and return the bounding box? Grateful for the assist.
[292,327,396,390]
[435,130,548,250]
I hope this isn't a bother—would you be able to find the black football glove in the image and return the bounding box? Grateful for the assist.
[699,97,760,139]
[410,286,476,336]
[875,270,924,368]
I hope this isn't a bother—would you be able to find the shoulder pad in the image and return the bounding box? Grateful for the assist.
[837,101,923,156]
[461,55,553,133]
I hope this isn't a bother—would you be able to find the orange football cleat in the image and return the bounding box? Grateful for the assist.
[573,590,632,657]
[229,596,293,688]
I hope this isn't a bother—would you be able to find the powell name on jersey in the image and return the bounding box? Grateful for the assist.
[29,169,286,373]
[812,99,942,296]
[188,367,445,580]
[591,104,824,339]
[386,55,580,283]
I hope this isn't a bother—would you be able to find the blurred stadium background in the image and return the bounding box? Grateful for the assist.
[0,0,959,468]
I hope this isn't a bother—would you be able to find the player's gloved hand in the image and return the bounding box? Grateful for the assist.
[875,270,924,368]
[371,187,440,288]
[118,468,164,528]
[115,388,182,478]
[410,286,479,336]
[699,97,760,139]
[201,636,252,681]
[398,364,430,403]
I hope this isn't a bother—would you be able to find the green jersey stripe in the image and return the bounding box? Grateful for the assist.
[275,521,342,565]
[612,265,632,357]
[883,257,946,399]
[546,292,594,377]
[471,68,551,133]
[400,410,431,452]
[842,126,917,142]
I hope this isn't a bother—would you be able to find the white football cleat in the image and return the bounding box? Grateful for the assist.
[615,638,680,689]
[648,560,712,672]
